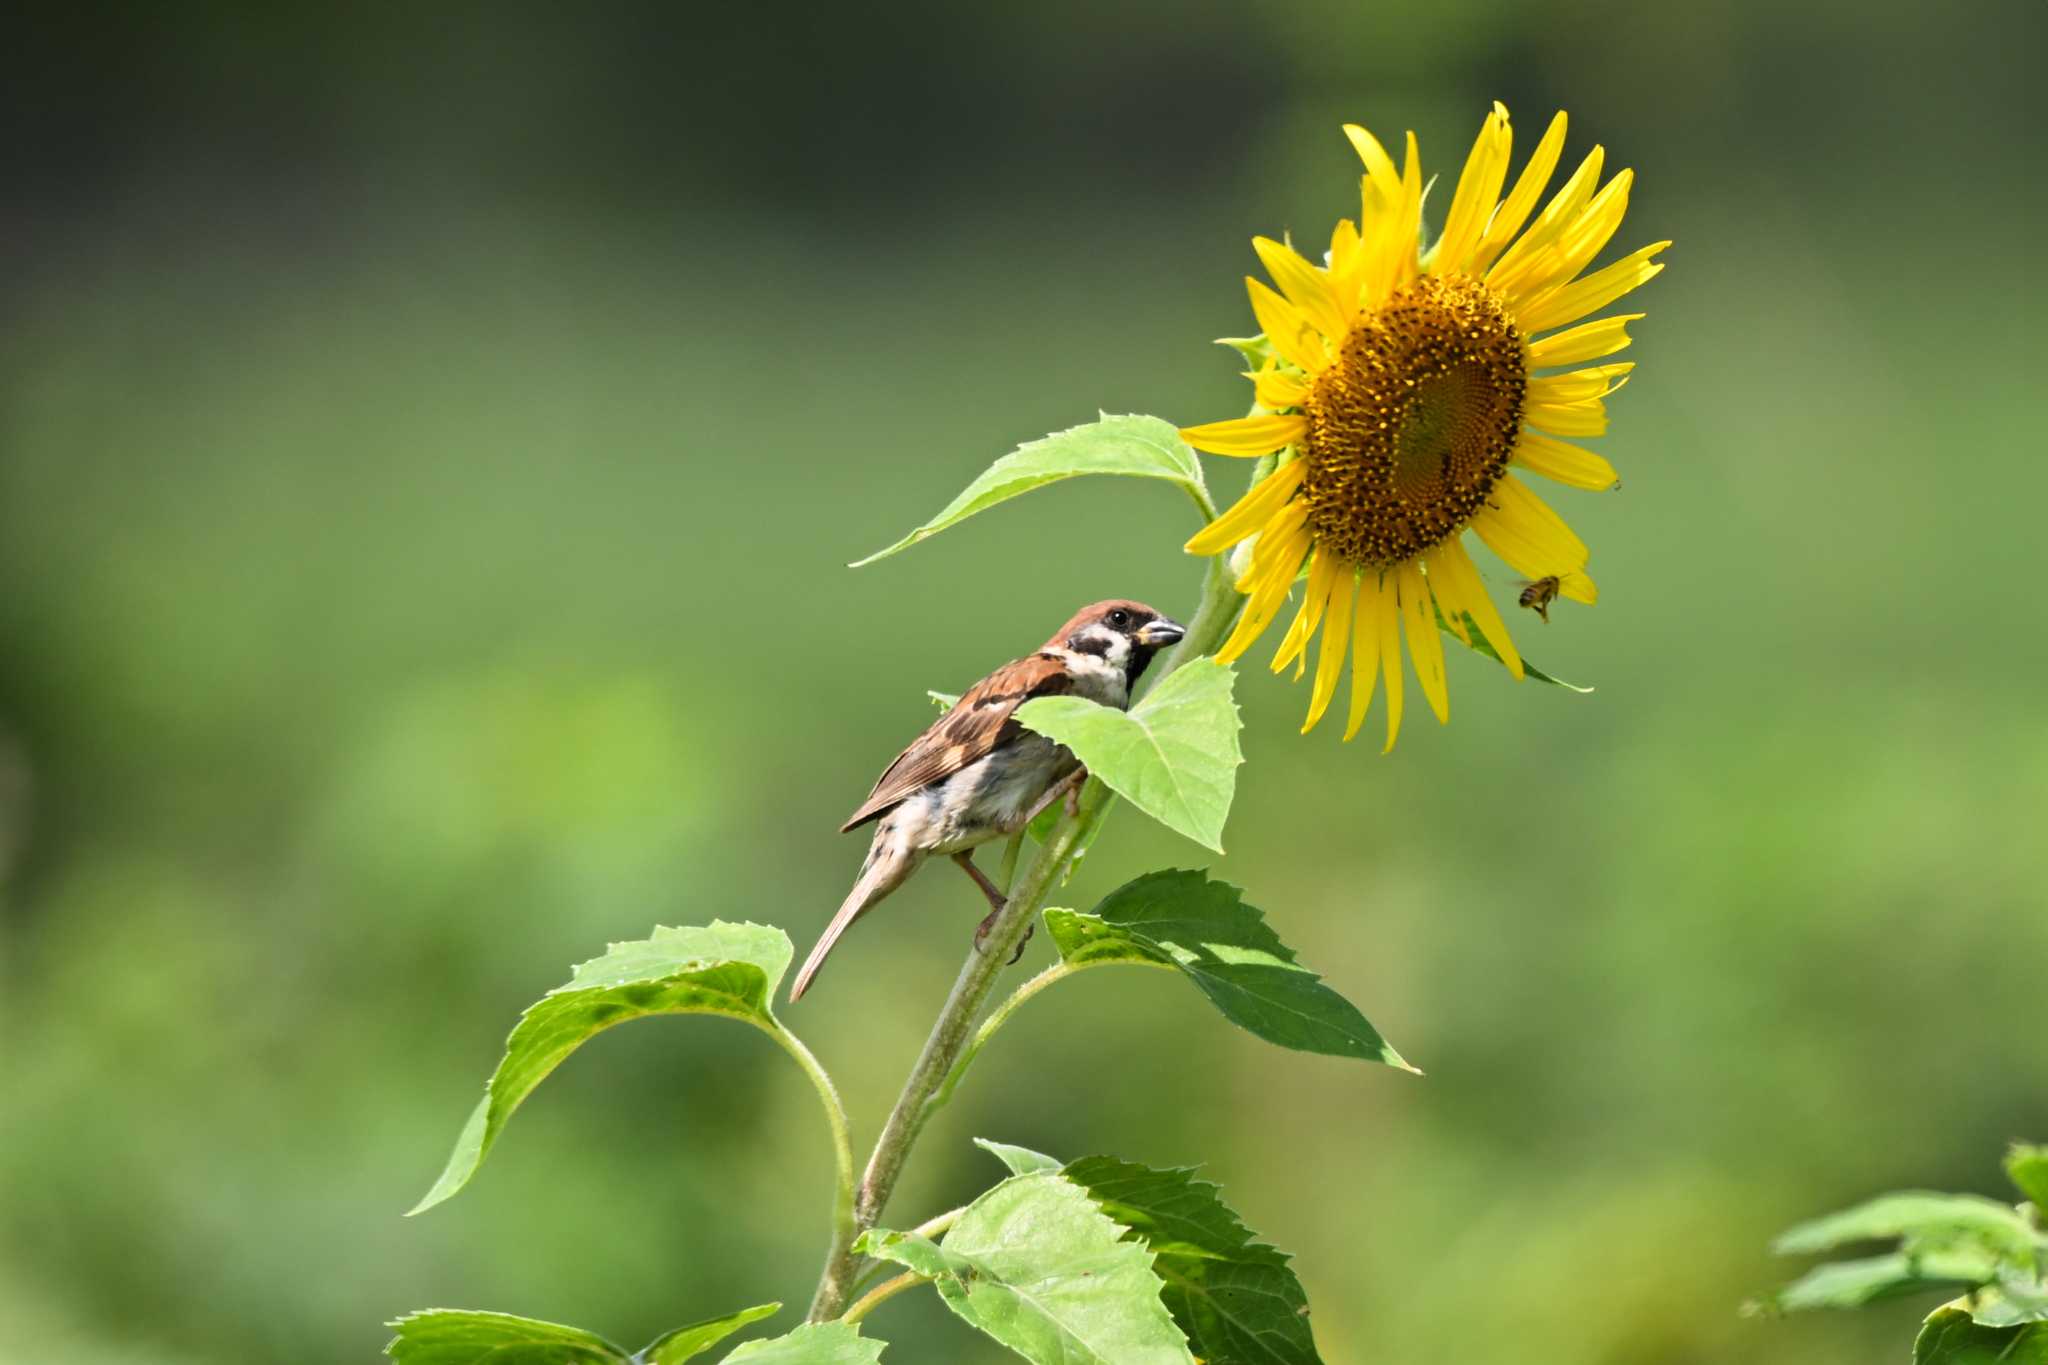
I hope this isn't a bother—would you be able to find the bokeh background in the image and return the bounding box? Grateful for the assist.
[4,2,2043,1361]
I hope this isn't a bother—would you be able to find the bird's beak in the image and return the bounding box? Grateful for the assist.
[1137,618,1186,647]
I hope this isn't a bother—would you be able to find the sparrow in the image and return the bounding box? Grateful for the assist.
[789,599,1185,1001]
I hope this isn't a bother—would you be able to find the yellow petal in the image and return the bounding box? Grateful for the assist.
[1516,243,1670,335]
[1234,499,1312,591]
[1485,144,1605,292]
[1398,561,1450,725]
[1427,538,1522,680]
[1524,397,1608,438]
[1180,412,1309,457]
[1303,566,1358,732]
[1327,218,1365,314]
[1512,430,1619,490]
[1253,236,1351,345]
[1245,277,1327,373]
[1216,511,1312,664]
[1343,573,1385,742]
[1376,570,1404,752]
[1364,132,1424,305]
[1250,364,1312,409]
[1343,123,1403,206]
[1528,363,1634,405]
[1429,106,1511,278]
[1526,313,1642,367]
[1473,110,1567,274]
[1184,459,1305,556]
[1559,568,1598,604]
[1272,548,1338,675]
[1503,169,1633,304]
[1470,472,1589,578]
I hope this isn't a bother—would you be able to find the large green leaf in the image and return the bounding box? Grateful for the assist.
[1063,1156,1320,1365]
[860,1171,1194,1365]
[1916,1305,2048,1364]
[1773,1193,2039,1263]
[385,1310,628,1364]
[1043,869,1410,1069]
[719,1323,886,1364]
[1015,659,1242,853]
[851,414,1208,567]
[411,921,793,1213]
[641,1304,783,1364]
[1770,1252,1999,1311]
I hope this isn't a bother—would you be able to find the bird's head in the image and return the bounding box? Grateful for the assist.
[1050,599,1186,685]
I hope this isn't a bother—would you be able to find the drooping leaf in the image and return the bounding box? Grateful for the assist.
[2007,1144,2048,1213]
[1439,609,1593,692]
[385,1309,628,1364]
[1043,869,1410,1069]
[412,922,794,1214]
[852,414,1208,567]
[1773,1193,2039,1262]
[718,1322,886,1364]
[1916,1305,2048,1364]
[860,1172,1194,1365]
[640,1304,783,1364]
[1015,659,1243,853]
[973,1137,1063,1176]
[1062,1156,1321,1365]
[1771,1252,1999,1312]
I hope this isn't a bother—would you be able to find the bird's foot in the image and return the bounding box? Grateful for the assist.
[973,907,1034,965]
[1064,766,1088,818]
[951,851,1008,911]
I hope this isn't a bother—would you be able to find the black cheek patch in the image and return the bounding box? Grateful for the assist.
[1068,634,1112,658]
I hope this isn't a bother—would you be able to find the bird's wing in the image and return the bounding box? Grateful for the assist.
[840,652,1073,832]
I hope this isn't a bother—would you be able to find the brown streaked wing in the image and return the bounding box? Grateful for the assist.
[839,652,1072,832]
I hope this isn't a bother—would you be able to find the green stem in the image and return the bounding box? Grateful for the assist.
[840,1270,926,1325]
[926,961,1079,1118]
[774,1025,856,1324]
[804,462,1254,1322]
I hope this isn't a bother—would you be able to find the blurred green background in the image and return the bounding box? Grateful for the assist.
[3,2,2041,1361]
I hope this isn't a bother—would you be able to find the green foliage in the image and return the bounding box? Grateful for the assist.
[720,1324,886,1364]
[1440,610,1594,692]
[642,1305,786,1364]
[860,1170,1195,1364]
[2007,1144,2048,1213]
[386,1309,630,1364]
[850,414,1209,567]
[1762,1142,2048,1360]
[411,922,796,1214]
[1044,869,1409,1069]
[1016,659,1243,853]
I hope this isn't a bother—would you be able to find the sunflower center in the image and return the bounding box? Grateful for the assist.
[1301,274,1526,567]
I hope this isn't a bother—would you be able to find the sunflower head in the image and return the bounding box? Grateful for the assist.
[1180,104,1667,750]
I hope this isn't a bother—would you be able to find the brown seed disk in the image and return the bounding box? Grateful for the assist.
[1302,274,1527,567]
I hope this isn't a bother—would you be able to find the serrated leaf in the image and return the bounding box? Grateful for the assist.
[639,1304,782,1364]
[386,1309,629,1364]
[412,921,794,1214]
[1439,609,1593,692]
[852,414,1207,567]
[719,1323,885,1364]
[1773,1193,2039,1262]
[862,1172,1194,1365]
[1916,1305,2048,1364]
[974,1137,1063,1176]
[1062,1156,1321,1365]
[2007,1144,2048,1212]
[1015,659,1242,853]
[1043,869,1409,1069]
[1772,1251,1999,1311]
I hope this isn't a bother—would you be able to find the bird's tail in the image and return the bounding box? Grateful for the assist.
[789,830,916,1002]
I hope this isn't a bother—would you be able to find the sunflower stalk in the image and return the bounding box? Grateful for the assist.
[803,485,1250,1323]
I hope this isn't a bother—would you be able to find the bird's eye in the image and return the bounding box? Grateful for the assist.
[1108,609,1130,627]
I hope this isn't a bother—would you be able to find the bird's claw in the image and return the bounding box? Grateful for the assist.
[974,908,1035,966]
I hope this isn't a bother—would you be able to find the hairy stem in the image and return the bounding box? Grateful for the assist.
[805,468,1251,1321]
[771,1025,856,1320]
[840,1270,927,1325]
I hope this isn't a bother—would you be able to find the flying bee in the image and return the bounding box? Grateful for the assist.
[1517,576,1561,623]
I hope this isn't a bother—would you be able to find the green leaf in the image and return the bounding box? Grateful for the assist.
[1771,1251,1998,1311]
[1440,609,1593,692]
[851,414,1207,567]
[861,1172,1195,1364]
[1916,1305,2048,1364]
[386,1310,629,1364]
[640,1304,782,1364]
[1044,869,1411,1070]
[1773,1193,2039,1262]
[1062,1156,1321,1365]
[411,921,794,1214]
[719,1323,886,1364]
[2007,1144,2048,1212]
[974,1137,1063,1176]
[1015,659,1243,853]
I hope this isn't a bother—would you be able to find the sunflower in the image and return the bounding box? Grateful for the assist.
[1181,104,1667,749]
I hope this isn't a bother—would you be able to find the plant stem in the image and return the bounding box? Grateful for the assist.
[770,1025,856,1323]
[805,465,1252,1321]
[840,1270,927,1325]
[925,961,1077,1117]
